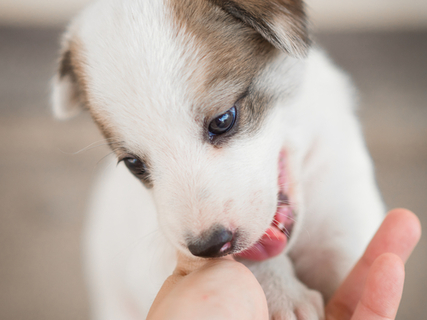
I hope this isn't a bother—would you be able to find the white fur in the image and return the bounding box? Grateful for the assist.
[53,0,385,319]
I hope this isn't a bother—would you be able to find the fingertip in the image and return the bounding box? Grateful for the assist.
[387,208,422,251]
[388,208,420,229]
[387,208,416,225]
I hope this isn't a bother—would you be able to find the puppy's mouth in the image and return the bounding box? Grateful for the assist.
[236,150,295,261]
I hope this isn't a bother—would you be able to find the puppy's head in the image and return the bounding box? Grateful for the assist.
[53,0,310,258]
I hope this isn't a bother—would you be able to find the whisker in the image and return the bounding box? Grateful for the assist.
[94,150,119,168]
[277,203,296,209]
[71,140,112,155]
[113,229,161,260]
[269,228,279,239]
[262,231,273,241]
[57,138,125,156]
[273,212,298,224]
[272,218,292,238]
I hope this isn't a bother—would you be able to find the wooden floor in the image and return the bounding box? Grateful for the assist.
[0,27,426,319]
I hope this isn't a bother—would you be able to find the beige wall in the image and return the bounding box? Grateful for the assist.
[308,0,427,31]
[0,0,89,26]
[0,0,427,30]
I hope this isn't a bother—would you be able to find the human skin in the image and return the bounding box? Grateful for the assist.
[147,209,421,320]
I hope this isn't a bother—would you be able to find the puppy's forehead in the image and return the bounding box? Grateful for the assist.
[168,0,275,101]
[76,0,276,149]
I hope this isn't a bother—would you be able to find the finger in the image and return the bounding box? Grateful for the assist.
[361,209,421,265]
[351,253,405,320]
[148,259,268,320]
[326,209,421,319]
[149,253,235,317]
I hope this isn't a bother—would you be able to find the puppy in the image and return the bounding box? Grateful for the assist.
[52,0,385,319]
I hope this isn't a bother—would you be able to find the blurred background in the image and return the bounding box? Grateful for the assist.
[0,0,426,319]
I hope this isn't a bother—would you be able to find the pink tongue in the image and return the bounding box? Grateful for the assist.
[236,225,287,261]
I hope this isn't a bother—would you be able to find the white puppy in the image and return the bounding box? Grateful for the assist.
[52,0,385,319]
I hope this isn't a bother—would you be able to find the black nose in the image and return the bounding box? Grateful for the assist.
[188,226,234,258]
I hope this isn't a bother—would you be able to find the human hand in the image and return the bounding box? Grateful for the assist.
[147,208,421,320]
[147,255,269,319]
[325,208,421,320]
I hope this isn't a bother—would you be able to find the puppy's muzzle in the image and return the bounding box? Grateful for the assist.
[187,226,234,258]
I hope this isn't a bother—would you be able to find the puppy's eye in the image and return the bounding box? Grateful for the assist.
[208,106,237,136]
[122,157,147,177]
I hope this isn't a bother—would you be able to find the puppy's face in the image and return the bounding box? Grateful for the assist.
[53,0,309,258]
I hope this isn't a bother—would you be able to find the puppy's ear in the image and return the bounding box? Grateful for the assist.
[52,40,85,120]
[211,0,310,57]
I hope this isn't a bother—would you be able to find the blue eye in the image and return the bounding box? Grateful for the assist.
[122,157,147,177]
[208,106,237,136]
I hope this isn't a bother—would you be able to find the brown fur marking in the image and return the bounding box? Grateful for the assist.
[168,0,280,142]
[59,38,154,188]
[59,40,118,148]
[209,0,309,56]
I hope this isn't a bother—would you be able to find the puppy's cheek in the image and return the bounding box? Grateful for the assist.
[156,211,186,250]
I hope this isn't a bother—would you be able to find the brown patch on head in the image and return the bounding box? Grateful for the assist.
[168,0,289,143]
[169,0,275,92]
[58,39,154,188]
[238,87,275,134]
[58,39,118,149]
[210,0,310,56]
[58,42,87,112]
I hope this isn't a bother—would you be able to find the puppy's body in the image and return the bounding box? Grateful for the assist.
[53,0,385,319]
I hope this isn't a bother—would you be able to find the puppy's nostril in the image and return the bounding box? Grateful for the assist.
[188,227,234,258]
